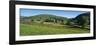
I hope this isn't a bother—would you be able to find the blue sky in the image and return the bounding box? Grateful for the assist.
[20,8,88,18]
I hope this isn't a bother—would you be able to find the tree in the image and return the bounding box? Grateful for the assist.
[81,16,89,28]
[75,15,89,28]
[66,20,70,25]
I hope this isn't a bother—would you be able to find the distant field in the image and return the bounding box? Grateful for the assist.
[20,23,90,36]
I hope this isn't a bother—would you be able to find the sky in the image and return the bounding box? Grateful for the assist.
[20,8,88,18]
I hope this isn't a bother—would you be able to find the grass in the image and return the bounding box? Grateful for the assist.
[20,23,90,36]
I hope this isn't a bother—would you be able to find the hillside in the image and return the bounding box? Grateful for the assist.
[74,12,90,24]
[21,14,68,25]
[70,12,90,28]
[20,12,90,28]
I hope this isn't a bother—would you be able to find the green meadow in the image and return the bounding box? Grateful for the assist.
[20,23,90,36]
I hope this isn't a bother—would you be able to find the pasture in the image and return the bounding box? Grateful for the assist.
[20,23,90,36]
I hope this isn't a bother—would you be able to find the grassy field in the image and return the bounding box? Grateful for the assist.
[20,23,90,36]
